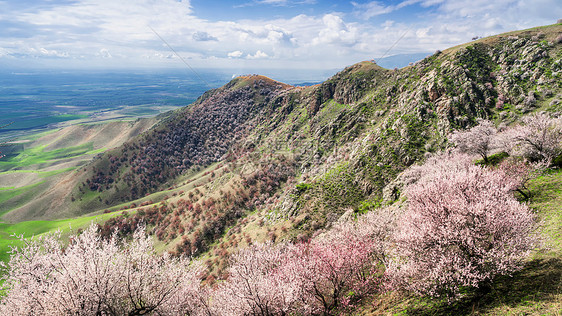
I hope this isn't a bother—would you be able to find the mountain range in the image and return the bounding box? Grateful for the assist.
[0,23,561,314]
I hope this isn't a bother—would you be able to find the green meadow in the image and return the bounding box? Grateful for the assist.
[0,212,125,262]
[0,126,119,262]
[0,142,105,170]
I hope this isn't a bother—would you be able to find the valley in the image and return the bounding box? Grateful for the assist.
[0,23,561,314]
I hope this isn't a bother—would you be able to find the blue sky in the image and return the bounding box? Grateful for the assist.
[0,0,560,70]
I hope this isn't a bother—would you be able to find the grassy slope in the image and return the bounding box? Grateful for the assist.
[0,142,105,170]
[0,119,156,222]
[0,211,126,262]
[0,119,157,262]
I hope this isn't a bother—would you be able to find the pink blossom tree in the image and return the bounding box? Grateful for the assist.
[300,225,381,314]
[494,157,539,200]
[389,153,537,298]
[211,242,310,315]
[449,119,499,163]
[0,224,208,315]
[211,208,394,315]
[299,207,395,314]
[500,112,562,164]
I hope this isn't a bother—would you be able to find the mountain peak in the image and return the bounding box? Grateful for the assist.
[228,74,292,90]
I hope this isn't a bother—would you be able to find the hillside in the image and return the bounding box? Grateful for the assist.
[0,119,156,222]
[0,23,561,315]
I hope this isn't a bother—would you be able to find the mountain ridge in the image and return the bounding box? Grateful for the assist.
[4,23,560,224]
[85,23,561,254]
[0,22,561,314]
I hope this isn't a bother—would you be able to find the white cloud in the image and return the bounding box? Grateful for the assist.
[246,50,269,59]
[311,14,358,46]
[193,31,218,42]
[98,48,112,58]
[237,0,317,7]
[39,48,69,58]
[228,50,244,58]
[382,20,395,28]
[256,0,288,4]
[0,0,560,69]
[0,47,11,57]
[352,1,395,20]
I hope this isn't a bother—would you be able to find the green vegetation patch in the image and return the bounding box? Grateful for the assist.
[0,182,44,211]
[529,169,562,253]
[0,212,124,263]
[312,100,348,126]
[318,162,364,212]
[0,142,104,170]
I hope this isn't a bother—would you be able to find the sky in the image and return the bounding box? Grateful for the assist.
[0,0,560,71]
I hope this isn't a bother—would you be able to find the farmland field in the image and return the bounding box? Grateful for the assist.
[0,69,233,141]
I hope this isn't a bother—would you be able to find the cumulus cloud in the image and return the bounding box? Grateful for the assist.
[311,14,358,46]
[228,50,244,58]
[246,50,269,59]
[193,31,218,41]
[0,0,560,69]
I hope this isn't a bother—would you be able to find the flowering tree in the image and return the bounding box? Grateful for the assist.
[300,223,382,314]
[449,119,498,163]
[494,157,539,200]
[212,242,309,315]
[212,208,393,315]
[389,153,537,298]
[0,224,208,315]
[501,112,562,164]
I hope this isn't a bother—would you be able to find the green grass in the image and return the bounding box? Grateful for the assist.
[0,182,44,210]
[0,143,105,171]
[313,100,348,126]
[0,212,125,262]
[529,169,562,253]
